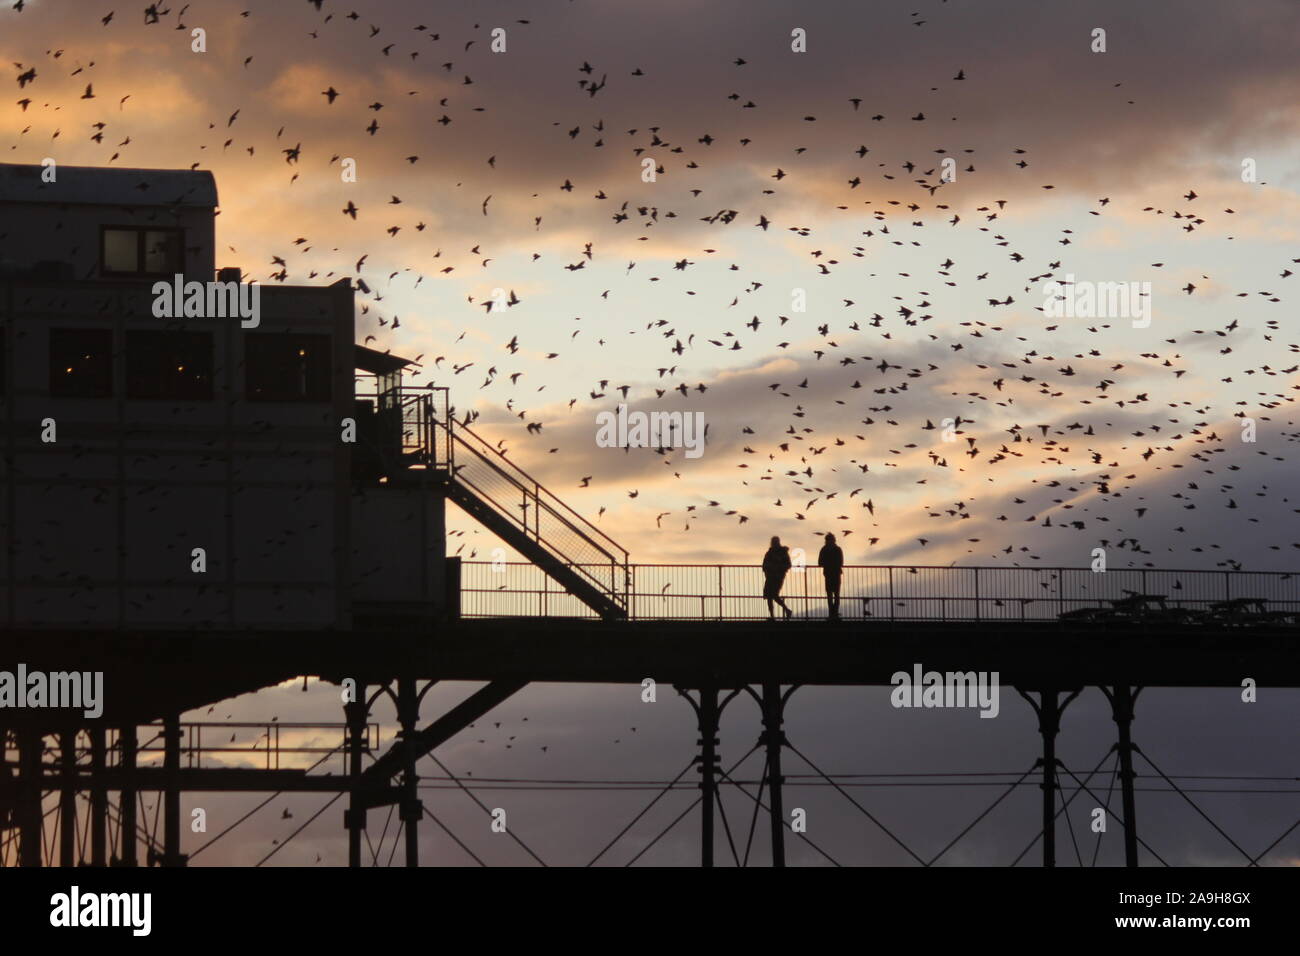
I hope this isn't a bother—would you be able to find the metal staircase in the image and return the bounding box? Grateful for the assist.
[373,385,629,620]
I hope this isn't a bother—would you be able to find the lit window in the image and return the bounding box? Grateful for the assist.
[102,229,138,273]
[49,329,113,398]
[126,331,214,400]
[101,226,184,277]
[143,230,183,274]
[245,333,332,402]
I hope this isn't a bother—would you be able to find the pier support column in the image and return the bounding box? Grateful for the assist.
[162,715,186,867]
[17,728,44,867]
[1108,685,1141,868]
[89,726,107,866]
[397,676,422,868]
[696,687,720,868]
[1019,687,1079,869]
[59,729,77,866]
[344,685,369,868]
[0,728,9,848]
[118,724,138,867]
[1038,690,1060,868]
[761,683,786,868]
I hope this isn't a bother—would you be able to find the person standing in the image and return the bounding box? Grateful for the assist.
[818,532,844,620]
[762,536,793,620]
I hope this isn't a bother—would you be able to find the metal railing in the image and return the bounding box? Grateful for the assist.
[354,379,450,469]
[458,562,1300,623]
[352,381,629,612]
[135,721,381,773]
[444,419,629,610]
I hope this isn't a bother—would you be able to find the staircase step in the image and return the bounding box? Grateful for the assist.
[444,480,626,620]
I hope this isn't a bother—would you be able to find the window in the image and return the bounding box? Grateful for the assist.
[376,370,401,410]
[101,226,184,277]
[245,333,332,402]
[126,331,214,400]
[49,329,113,398]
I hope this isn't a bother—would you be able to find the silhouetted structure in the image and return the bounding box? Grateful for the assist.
[2,166,1297,868]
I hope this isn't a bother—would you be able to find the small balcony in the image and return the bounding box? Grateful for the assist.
[351,344,450,482]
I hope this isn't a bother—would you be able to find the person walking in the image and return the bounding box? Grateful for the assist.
[818,532,845,620]
[762,536,793,619]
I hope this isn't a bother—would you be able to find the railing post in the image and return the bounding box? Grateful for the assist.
[888,567,895,622]
[445,394,454,468]
[974,567,980,622]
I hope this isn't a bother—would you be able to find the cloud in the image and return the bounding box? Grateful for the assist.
[5,0,1299,867]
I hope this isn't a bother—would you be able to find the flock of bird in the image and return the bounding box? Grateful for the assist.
[7,0,1299,576]
[6,0,1299,869]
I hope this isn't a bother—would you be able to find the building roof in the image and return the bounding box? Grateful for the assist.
[355,344,417,375]
[0,163,218,207]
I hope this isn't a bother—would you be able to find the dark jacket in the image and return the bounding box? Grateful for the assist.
[762,545,792,578]
[818,543,844,575]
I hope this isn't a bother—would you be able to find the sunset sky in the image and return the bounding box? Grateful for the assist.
[3,0,1297,866]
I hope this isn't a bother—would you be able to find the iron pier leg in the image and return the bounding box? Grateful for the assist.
[162,714,186,866]
[345,686,368,868]
[59,729,76,867]
[1111,686,1140,867]
[697,687,720,868]
[398,675,422,868]
[118,724,138,867]
[17,727,43,867]
[90,726,107,866]
[0,727,7,854]
[761,683,786,867]
[1037,690,1061,868]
